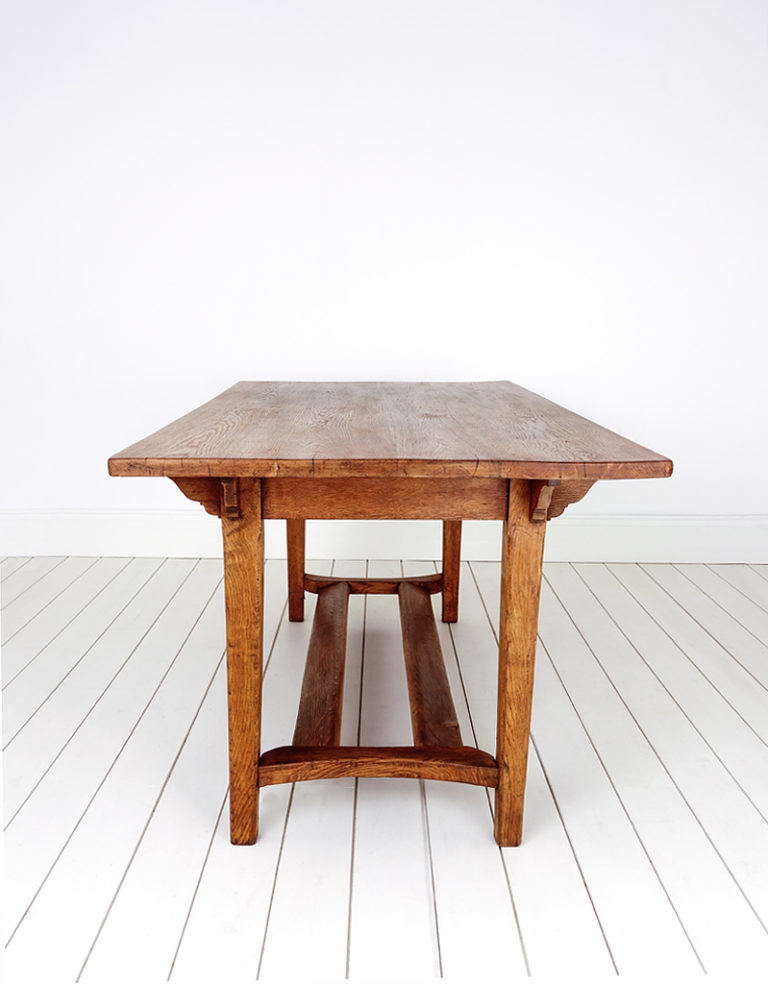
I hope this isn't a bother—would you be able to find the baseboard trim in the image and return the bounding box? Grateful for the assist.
[1,511,767,563]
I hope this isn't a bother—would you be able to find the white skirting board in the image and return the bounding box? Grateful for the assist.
[1,510,767,562]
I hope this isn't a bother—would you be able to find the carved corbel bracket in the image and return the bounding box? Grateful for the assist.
[549,480,596,518]
[172,477,221,516]
[220,478,240,519]
[530,480,559,522]
[530,479,596,522]
[171,477,242,519]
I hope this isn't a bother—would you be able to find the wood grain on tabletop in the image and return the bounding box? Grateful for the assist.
[108,381,672,480]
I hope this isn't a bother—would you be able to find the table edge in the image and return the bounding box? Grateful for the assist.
[107,456,673,481]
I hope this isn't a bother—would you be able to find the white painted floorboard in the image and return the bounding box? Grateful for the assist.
[1,558,33,582]
[3,559,768,983]
[1,557,67,606]
[1,558,99,645]
[544,565,768,973]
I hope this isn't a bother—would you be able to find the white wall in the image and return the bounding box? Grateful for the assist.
[2,1,767,559]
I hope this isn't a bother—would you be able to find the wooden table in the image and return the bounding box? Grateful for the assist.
[109,381,671,846]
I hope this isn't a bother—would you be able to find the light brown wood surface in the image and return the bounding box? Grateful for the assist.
[398,582,463,747]
[258,745,499,787]
[549,479,597,518]
[303,572,444,595]
[292,582,350,746]
[221,477,263,845]
[441,520,461,622]
[494,479,547,846]
[286,518,305,622]
[109,381,672,480]
[262,476,507,520]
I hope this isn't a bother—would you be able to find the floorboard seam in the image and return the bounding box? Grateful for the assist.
[76,652,227,981]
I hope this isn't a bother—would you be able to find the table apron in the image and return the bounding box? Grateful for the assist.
[261,476,508,520]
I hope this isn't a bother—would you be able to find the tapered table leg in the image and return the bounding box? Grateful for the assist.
[494,479,547,846]
[287,518,306,622]
[221,478,264,845]
[441,520,461,623]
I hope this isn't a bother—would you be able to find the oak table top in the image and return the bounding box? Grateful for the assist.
[108,380,672,482]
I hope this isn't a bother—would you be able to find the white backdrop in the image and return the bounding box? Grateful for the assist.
[2,1,766,559]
